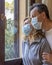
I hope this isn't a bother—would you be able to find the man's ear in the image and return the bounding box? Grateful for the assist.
[41,12,46,19]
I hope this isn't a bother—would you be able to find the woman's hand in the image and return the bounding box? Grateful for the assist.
[42,52,52,63]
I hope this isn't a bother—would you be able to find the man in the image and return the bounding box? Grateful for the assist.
[30,3,52,64]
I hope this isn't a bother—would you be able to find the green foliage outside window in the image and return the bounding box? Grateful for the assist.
[5,18,16,60]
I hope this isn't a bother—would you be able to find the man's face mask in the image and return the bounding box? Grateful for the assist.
[22,24,32,36]
[31,16,42,30]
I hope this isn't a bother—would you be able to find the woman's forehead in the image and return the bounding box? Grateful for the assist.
[24,19,30,24]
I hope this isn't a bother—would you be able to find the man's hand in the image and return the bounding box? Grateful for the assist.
[42,52,52,63]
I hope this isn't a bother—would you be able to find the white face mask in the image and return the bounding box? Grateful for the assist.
[31,17,42,30]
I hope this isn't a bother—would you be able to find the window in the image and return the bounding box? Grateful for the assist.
[5,0,35,61]
[5,0,19,60]
[26,0,35,16]
[30,0,35,5]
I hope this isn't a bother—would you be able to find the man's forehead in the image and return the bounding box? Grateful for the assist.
[30,7,39,17]
[31,7,38,13]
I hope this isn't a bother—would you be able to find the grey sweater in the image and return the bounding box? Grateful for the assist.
[22,37,52,65]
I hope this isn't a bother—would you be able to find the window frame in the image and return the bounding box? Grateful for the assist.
[14,0,19,57]
[0,0,5,64]
[5,0,19,61]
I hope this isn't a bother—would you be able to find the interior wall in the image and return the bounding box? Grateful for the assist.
[42,0,52,20]
[19,0,26,57]
[35,0,42,3]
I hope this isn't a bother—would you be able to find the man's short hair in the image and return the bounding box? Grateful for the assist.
[30,3,50,19]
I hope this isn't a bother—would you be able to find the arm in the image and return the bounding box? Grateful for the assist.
[40,38,52,65]
[42,52,52,64]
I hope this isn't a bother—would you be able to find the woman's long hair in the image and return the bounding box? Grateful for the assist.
[23,29,45,42]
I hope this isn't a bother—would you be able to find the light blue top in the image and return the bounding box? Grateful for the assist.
[22,37,52,65]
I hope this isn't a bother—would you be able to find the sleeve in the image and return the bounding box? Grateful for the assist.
[39,38,52,65]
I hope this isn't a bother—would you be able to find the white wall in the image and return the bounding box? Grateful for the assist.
[42,0,52,20]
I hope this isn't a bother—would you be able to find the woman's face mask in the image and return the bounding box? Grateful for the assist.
[31,16,42,30]
[22,24,32,36]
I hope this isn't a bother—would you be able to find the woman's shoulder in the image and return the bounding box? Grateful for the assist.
[22,39,29,45]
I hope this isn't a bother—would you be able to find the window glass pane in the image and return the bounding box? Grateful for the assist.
[5,0,18,60]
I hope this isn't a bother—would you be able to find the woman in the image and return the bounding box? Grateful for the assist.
[22,17,51,65]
